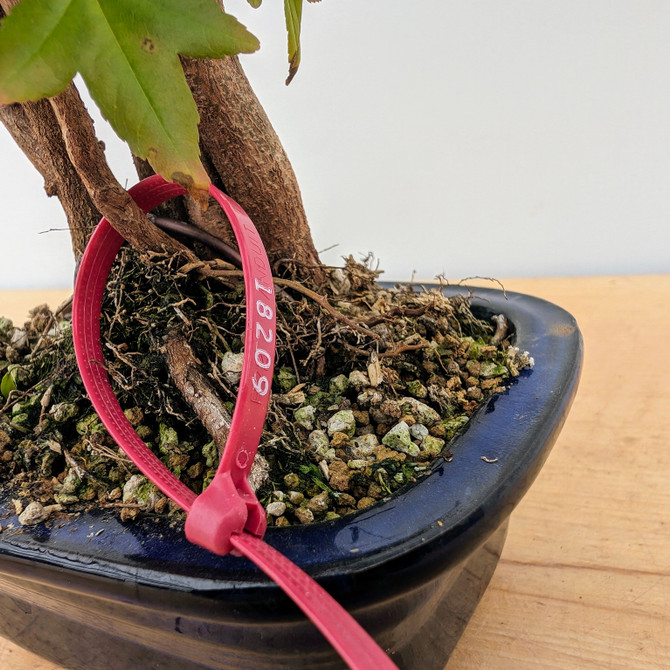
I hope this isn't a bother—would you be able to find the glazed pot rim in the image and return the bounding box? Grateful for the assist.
[0,285,582,595]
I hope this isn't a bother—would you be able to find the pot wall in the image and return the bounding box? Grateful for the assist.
[0,523,508,669]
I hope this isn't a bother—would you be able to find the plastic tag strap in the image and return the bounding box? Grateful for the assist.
[72,175,399,669]
[73,175,275,534]
[232,533,400,670]
[72,177,198,511]
[184,185,276,553]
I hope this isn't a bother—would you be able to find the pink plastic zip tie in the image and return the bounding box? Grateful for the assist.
[72,175,399,670]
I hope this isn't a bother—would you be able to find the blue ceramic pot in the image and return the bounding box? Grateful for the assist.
[0,287,582,669]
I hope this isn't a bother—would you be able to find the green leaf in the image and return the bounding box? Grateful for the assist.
[284,0,320,84]
[284,0,303,85]
[0,0,259,201]
[246,0,263,7]
[1,365,18,399]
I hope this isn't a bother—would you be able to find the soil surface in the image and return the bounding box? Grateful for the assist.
[0,251,532,530]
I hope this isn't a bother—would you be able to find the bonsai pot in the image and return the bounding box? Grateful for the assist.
[0,285,582,670]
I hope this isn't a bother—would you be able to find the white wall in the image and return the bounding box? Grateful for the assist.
[2,0,670,289]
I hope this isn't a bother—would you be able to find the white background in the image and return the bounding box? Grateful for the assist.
[2,0,670,289]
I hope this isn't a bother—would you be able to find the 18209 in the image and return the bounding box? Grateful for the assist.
[251,277,274,398]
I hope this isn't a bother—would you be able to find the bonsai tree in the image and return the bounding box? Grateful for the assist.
[0,0,322,280]
[0,0,531,525]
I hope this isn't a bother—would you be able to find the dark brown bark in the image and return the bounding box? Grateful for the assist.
[48,84,188,256]
[182,56,324,281]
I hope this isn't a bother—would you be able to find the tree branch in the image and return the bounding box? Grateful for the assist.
[162,332,231,455]
[48,83,189,256]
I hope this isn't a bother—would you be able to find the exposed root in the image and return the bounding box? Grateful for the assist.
[162,332,231,456]
[490,314,509,346]
[201,265,381,341]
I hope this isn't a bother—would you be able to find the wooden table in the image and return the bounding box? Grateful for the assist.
[1,276,669,669]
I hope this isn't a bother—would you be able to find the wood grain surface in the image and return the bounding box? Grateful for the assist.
[1,276,668,669]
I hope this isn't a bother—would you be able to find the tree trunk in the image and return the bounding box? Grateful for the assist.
[0,2,323,282]
[182,56,323,281]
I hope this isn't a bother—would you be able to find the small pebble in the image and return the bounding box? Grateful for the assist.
[329,374,350,395]
[221,351,244,384]
[267,501,287,517]
[466,386,483,400]
[356,389,383,408]
[154,497,169,515]
[379,400,401,419]
[18,501,62,526]
[327,410,356,438]
[294,507,314,524]
[466,360,481,377]
[406,380,428,399]
[123,407,144,427]
[421,435,446,457]
[288,490,305,505]
[284,473,300,489]
[410,423,429,441]
[308,430,334,458]
[306,492,329,513]
[398,397,440,426]
[49,402,79,423]
[352,410,370,426]
[367,483,384,499]
[348,370,370,389]
[120,507,139,522]
[350,433,379,458]
[328,460,352,492]
[294,405,316,430]
[357,497,376,510]
[382,422,420,457]
[330,431,350,448]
